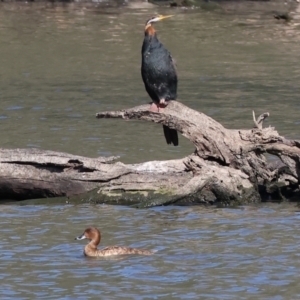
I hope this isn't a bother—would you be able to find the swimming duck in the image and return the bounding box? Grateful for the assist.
[75,227,153,257]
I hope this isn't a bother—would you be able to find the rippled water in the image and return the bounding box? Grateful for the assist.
[1,2,300,298]
[1,204,300,299]
[0,2,300,163]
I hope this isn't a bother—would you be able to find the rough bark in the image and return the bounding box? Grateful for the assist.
[96,101,300,206]
[1,101,300,207]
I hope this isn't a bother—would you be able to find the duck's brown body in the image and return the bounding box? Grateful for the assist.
[75,227,153,257]
[84,244,152,257]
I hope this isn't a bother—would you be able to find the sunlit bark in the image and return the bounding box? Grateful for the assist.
[1,102,299,206]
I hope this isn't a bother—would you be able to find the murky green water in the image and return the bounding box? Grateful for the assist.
[1,1,300,298]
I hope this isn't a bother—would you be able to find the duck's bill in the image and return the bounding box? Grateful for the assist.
[75,233,86,240]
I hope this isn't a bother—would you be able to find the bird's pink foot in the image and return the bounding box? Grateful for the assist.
[149,101,168,113]
[158,100,167,112]
[149,102,159,112]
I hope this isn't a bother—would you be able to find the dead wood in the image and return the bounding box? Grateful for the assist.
[96,101,300,206]
[1,101,300,206]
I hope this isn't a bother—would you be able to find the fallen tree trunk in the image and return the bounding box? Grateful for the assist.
[1,101,299,207]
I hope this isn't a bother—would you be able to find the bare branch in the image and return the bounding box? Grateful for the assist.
[252,111,270,129]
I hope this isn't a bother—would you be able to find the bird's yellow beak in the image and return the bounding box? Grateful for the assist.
[157,15,174,21]
[146,15,174,26]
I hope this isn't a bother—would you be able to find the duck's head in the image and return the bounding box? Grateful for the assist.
[75,227,100,241]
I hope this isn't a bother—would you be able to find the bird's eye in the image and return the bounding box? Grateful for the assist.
[146,19,152,25]
[146,16,158,25]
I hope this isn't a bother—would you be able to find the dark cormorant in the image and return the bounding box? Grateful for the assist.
[141,15,179,146]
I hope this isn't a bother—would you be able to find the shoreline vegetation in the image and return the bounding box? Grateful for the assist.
[0,0,297,25]
[0,0,297,9]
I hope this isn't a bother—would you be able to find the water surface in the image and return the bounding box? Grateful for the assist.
[1,203,300,299]
[1,3,300,299]
[0,2,299,163]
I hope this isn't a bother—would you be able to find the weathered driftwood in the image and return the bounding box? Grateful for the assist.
[96,101,300,206]
[1,101,299,207]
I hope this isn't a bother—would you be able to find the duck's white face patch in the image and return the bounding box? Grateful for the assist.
[75,233,87,240]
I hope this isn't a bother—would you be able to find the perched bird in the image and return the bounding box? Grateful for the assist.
[141,15,179,146]
[75,227,153,257]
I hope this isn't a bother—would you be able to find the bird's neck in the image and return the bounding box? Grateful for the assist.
[87,234,100,250]
[144,24,156,37]
[84,244,97,256]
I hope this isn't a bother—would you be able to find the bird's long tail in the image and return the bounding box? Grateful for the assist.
[163,125,178,146]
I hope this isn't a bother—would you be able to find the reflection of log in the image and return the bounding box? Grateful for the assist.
[2,101,300,207]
